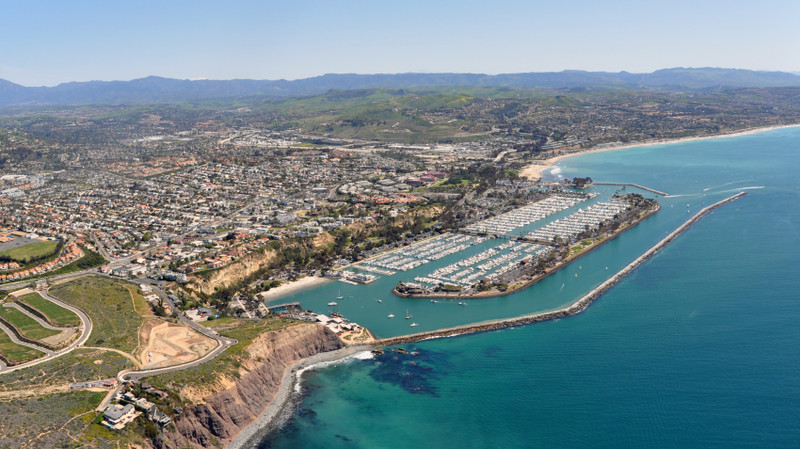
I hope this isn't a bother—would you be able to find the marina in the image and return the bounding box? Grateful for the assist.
[414,241,549,288]
[357,233,488,274]
[527,198,630,243]
[464,192,591,235]
[373,191,747,346]
[254,127,800,449]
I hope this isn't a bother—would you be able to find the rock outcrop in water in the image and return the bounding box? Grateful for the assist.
[157,324,344,449]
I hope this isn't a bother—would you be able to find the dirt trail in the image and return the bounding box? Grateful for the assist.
[21,410,93,449]
[81,346,141,368]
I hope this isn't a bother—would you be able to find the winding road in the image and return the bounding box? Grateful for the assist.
[0,282,236,387]
[0,289,92,373]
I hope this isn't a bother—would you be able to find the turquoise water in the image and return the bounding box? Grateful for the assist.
[260,127,800,448]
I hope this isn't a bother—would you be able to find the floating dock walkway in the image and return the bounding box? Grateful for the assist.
[459,229,555,246]
[371,191,746,347]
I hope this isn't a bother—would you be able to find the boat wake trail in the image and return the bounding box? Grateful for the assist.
[716,186,765,195]
[664,192,705,199]
[666,185,763,199]
[703,180,754,192]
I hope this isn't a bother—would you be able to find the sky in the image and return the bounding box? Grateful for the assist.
[1,0,798,86]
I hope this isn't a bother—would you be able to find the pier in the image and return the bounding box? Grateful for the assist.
[372,191,746,347]
[593,182,669,196]
[267,302,301,312]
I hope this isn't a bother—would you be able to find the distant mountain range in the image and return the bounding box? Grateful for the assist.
[1,68,799,107]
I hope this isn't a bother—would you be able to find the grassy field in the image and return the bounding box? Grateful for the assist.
[567,236,606,259]
[49,276,147,354]
[148,317,299,389]
[0,240,58,262]
[199,316,243,329]
[0,348,134,392]
[0,329,45,364]
[0,305,61,341]
[17,292,81,327]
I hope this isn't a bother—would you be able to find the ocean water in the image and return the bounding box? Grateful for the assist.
[260,127,800,448]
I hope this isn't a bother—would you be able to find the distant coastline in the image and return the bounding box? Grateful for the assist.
[520,123,800,181]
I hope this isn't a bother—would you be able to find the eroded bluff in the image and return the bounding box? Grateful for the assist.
[157,324,343,448]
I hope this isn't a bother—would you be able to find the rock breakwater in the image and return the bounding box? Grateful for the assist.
[374,192,747,347]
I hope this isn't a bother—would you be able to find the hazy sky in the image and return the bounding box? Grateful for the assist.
[2,0,798,86]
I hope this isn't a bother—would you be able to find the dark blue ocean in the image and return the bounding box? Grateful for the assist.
[260,127,800,448]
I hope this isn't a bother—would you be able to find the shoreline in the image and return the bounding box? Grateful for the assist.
[519,123,800,181]
[225,344,370,449]
[374,191,746,346]
[225,192,745,448]
[257,275,331,301]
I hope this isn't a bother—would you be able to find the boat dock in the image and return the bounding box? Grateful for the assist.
[372,191,746,347]
[459,229,556,246]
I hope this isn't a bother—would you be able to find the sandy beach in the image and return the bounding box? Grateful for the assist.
[256,275,331,301]
[225,344,371,449]
[223,123,799,449]
[519,124,800,181]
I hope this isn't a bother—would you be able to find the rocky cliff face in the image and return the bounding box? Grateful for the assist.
[189,250,276,295]
[159,324,344,448]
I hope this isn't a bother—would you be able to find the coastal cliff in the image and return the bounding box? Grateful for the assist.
[158,324,344,449]
[189,250,276,295]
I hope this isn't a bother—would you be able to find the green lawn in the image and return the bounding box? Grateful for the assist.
[17,292,81,327]
[0,329,45,364]
[49,276,146,354]
[0,240,58,262]
[0,305,61,341]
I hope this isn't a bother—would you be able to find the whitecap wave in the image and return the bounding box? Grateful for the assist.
[294,352,364,393]
[350,350,374,360]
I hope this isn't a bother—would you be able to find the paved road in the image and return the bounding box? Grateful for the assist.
[120,331,235,381]
[0,289,93,374]
[0,320,54,358]
[0,268,98,291]
[113,281,238,381]
[39,290,93,348]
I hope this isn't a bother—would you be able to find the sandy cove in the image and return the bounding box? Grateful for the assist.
[256,275,331,301]
[519,124,800,181]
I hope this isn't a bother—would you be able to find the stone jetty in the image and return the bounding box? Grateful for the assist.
[373,191,746,347]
